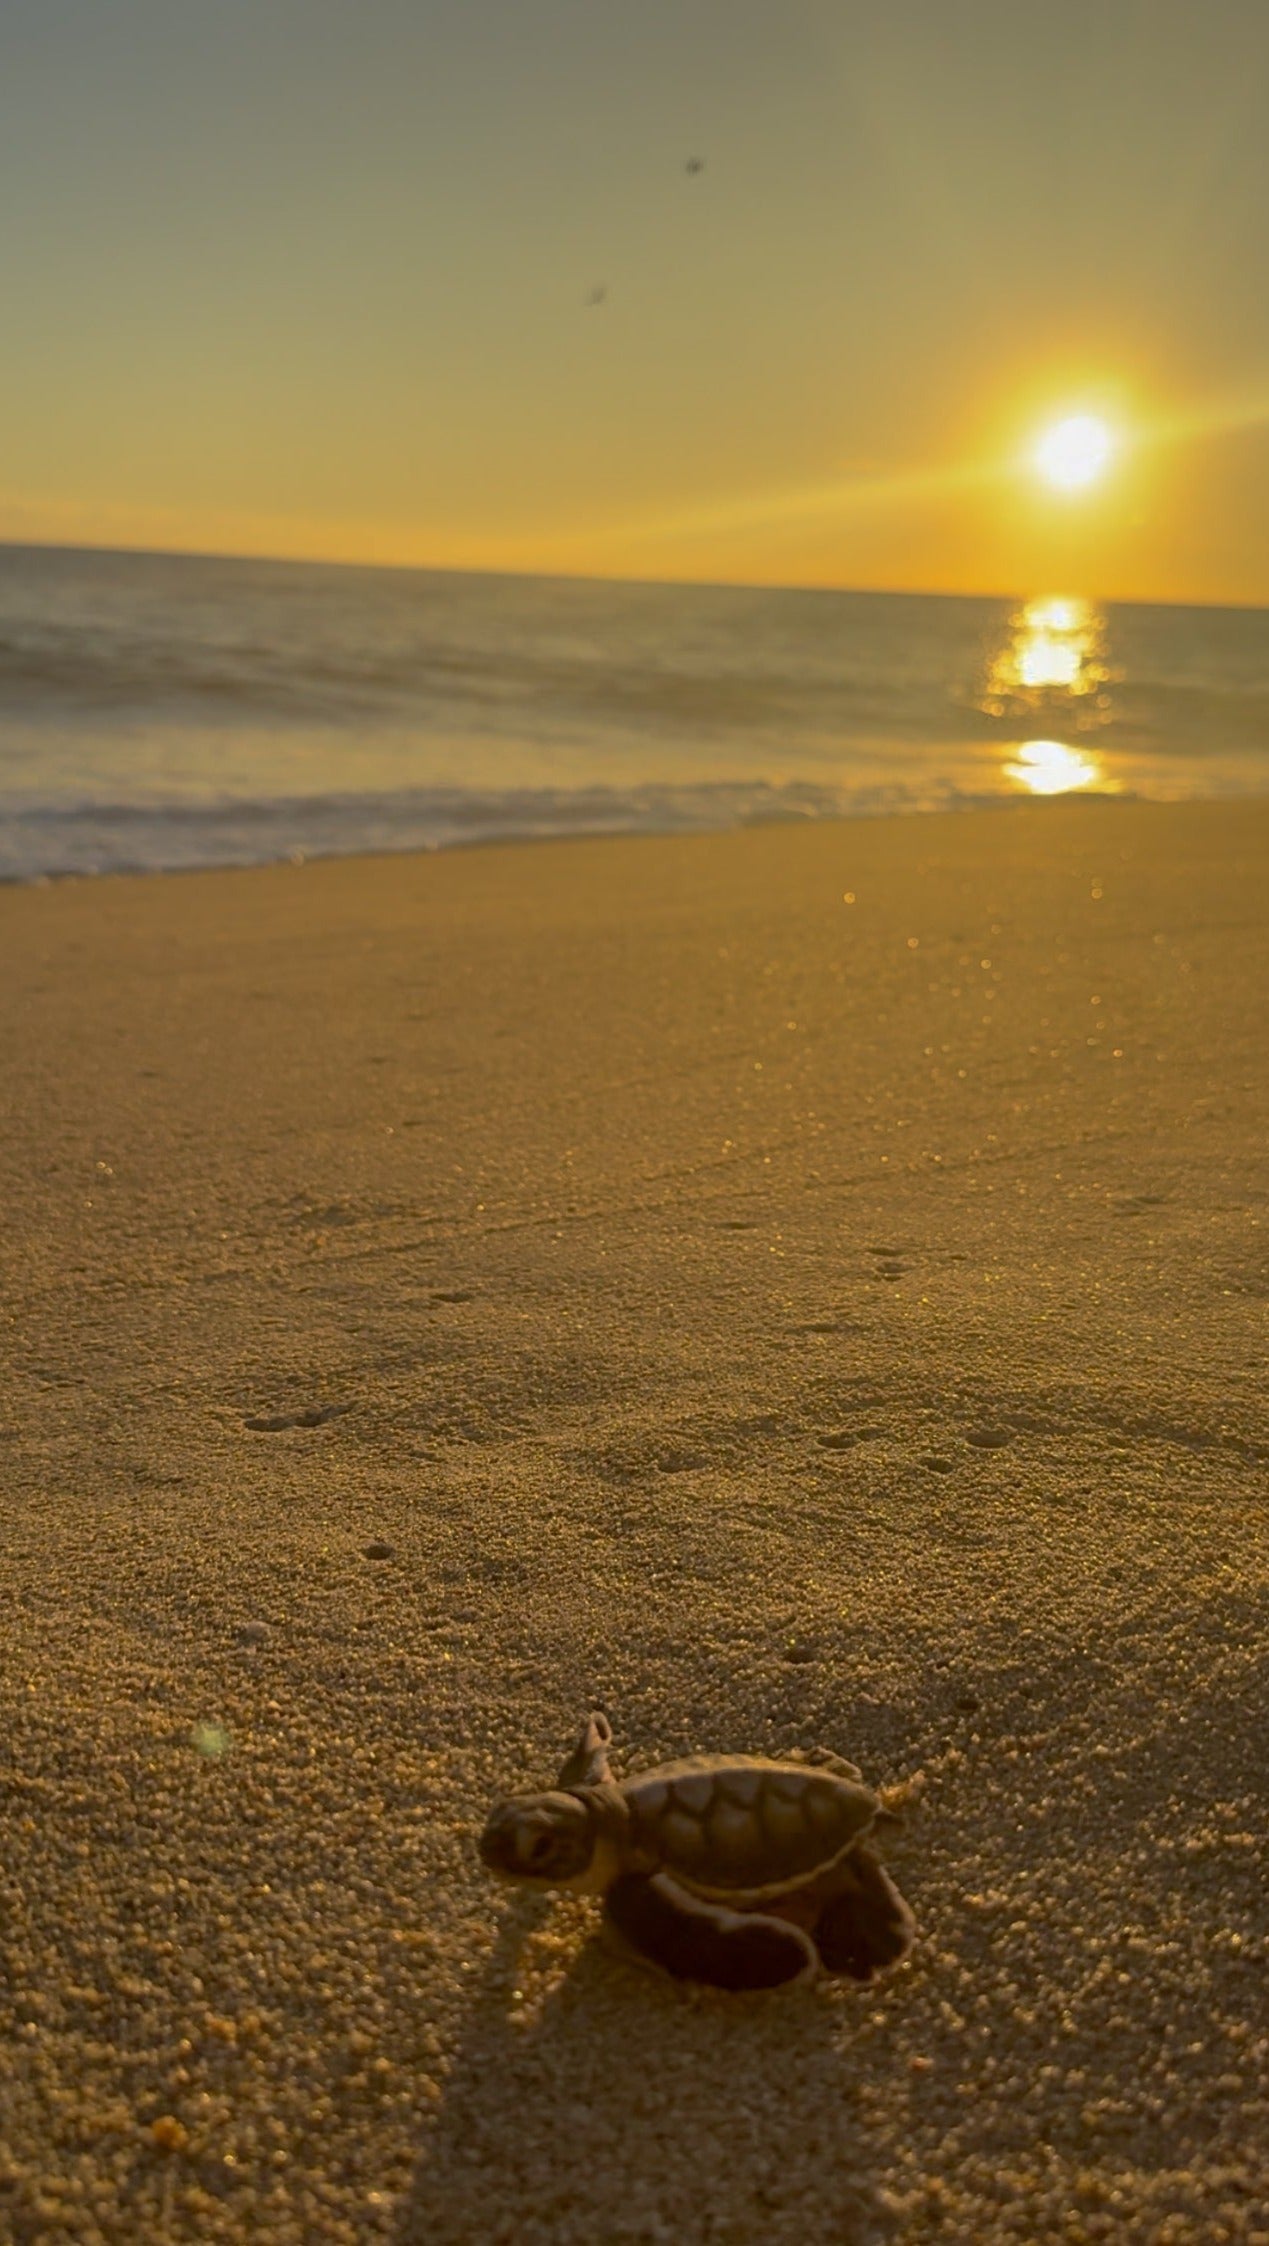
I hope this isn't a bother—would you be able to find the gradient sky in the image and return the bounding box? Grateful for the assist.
[3,0,1268,602]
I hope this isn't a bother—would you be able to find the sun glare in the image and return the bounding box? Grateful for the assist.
[1034,415,1114,492]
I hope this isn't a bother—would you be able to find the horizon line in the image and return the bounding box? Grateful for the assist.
[2,532,1267,618]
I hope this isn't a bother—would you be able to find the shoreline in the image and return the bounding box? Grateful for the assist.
[5,778,1261,893]
[2,797,1266,2243]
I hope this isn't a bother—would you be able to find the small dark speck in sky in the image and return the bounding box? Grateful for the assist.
[585,284,608,307]
[685,157,705,174]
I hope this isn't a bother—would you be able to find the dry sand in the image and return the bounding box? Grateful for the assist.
[0,798,1266,2246]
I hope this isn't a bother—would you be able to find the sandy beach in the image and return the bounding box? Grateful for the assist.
[1,796,1266,2245]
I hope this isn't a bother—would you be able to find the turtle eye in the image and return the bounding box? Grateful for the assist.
[525,1831,556,1870]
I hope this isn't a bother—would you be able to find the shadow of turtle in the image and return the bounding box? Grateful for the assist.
[394,1889,901,2246]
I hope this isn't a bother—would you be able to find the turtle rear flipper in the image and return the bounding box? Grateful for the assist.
[795,1746,864,1784]
[813,1844,916,1981]
[604,1872,817,1991]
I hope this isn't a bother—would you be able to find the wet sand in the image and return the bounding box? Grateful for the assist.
[1,798,1266,2244]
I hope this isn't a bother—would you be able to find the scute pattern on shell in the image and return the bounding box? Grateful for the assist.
[623,1755,876,1898]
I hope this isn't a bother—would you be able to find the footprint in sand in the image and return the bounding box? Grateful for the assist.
[781,1640,819,1666]
[965,1427,1013,1450]
[866,1243,909,1282]
[243,1402,353,1433]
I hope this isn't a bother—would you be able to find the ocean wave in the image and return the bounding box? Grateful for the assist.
[0,623,983,742]
[7,624,1269,768]
[1,776,1018,882]
[1,545,1265,878]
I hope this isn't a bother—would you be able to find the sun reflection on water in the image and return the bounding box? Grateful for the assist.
[1025,598,1082,634]
[1018,634,1082,689]
[978,596,1116,796]
[984,596,1110,709]
[1004,739,1104,795]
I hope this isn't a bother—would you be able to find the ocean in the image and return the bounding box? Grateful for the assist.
[1,542,1266,881]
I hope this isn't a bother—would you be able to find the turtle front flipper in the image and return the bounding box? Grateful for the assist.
[554,1712,614,1791]
[604,1872,818,1991]
[813,1844,916,1981]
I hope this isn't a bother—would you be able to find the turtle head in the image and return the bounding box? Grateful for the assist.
[478,1788,598,1887]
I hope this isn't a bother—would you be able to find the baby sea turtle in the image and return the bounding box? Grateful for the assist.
[478,1713,916,1991]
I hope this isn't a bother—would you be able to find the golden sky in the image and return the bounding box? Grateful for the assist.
[2,0,1268,604]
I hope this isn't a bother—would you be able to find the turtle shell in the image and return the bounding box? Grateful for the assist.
[618,1755,877,1903]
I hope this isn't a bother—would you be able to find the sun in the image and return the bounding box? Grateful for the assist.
[1034,414,1114,492]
